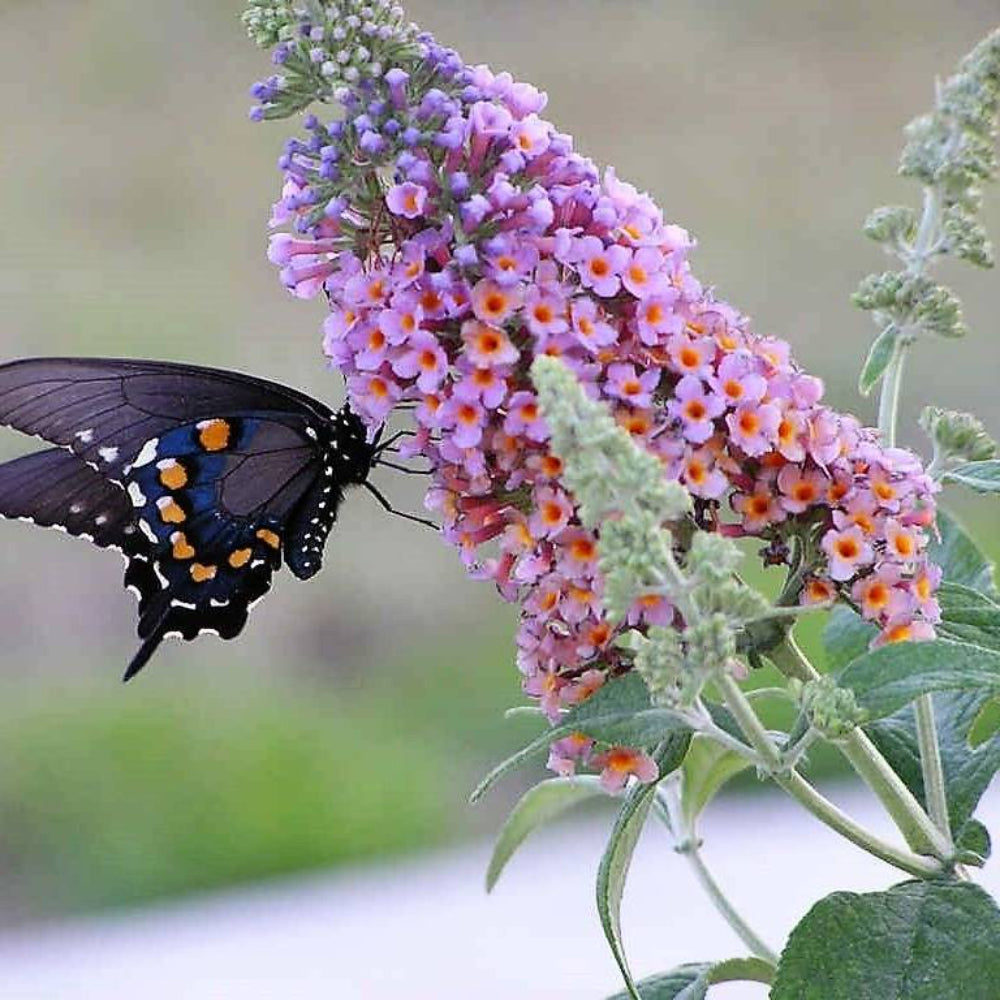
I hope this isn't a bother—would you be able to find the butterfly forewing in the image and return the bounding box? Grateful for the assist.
[0,447,135,549]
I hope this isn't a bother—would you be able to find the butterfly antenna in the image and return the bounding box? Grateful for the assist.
[363,482,437,530]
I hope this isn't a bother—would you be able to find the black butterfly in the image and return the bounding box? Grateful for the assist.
[0,358,426,680]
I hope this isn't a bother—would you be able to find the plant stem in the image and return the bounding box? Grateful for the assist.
[658,780,778,966]
[767,634,950,859]
[914,694,953,841]
[716,672,942,878]
[873,182,955,853]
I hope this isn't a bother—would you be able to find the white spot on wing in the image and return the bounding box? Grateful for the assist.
[170,599,197,610]
[75,428,94,444]
[131,438,160,469]
[127,482,147,507]
[138,519,158,543]
[98,446,119,464]
[69,503,84,515]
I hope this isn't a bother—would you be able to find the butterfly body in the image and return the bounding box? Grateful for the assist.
[0,358,380,679]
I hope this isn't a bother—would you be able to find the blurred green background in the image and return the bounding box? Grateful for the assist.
[0,0,997,926]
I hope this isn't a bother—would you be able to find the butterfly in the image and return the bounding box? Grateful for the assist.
[0,358,427,681]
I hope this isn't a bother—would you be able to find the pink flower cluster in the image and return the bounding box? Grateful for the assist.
[266,52,939,784]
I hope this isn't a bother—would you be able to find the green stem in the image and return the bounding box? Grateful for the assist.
[768,635,950,858]
[914,694,954,843]
[659,780,779,966]
[876,335,907,447]
[716,672,942,878]
[873,183,954,853]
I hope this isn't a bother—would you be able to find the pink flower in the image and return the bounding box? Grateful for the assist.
[470,280,523,327]
[386,182,429,219]
[822,525,875,581]
[605,363,660,409]
[726,401,781,456]
[777,465,830,514]
[711,354,767,407]
[524,285,569,338]
[504,391,549,441]
[573,236,631,297]
[592,747,659,793]
[621,247,671,299]
[733,485,787,532]
[668,376,725,443]
[347,371,401,423]
[635,294,681,345]
[509,114,551,158]
[391,331,449,392]
[528,487,574,539]
[461,320,520,368]
[570,298,617,352]
[442,396,487,449]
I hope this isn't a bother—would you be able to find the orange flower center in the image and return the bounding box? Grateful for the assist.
[835,537,860,559]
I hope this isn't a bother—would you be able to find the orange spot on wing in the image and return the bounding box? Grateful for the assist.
[190,563,218,583]
[228,548,253,568]
[158,459,188,490]
[197,419,231,452]
[256,529,281,550]
[170,531,195,560]
[157,497,186,524]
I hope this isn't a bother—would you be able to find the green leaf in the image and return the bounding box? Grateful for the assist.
[680,736,752,827]
[930,509,997,595]
[838,639,1000,719]
[605,957,774,999]
[944,460,1000,493]
[597,736,690,1000]
[606,963,712,1000]
[471,674,689,803]
[485,776,607,892]
[866,688,1000,852]
[937,583,1000,651]
[858,325,899,395]
[771,881,1000,999]
[822,605,877,670]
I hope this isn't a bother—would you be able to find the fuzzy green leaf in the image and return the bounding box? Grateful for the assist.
[771,881,1000,999]
[930,509,997,595]
[859,325,899,395]
[838,639,1000,719]
[486,776,607,892]
[936,583,1000,651]
[822,606,878,670]
[597,737,690,1000]
[605,956,774,999]
[944,460,1000,493]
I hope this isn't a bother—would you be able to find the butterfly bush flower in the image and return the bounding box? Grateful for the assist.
[247,0,940,781]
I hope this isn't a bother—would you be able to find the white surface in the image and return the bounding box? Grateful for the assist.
[0,783,997,999]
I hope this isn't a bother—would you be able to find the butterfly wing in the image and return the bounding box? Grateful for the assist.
[0,357,332,480]
[0,446,135,549]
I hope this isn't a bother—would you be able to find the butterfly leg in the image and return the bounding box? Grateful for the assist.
[363,482,437,530]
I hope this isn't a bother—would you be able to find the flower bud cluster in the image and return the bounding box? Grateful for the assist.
[796,675,868,739]
[922,407,998,469]
[247,3,943,779]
